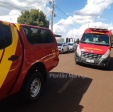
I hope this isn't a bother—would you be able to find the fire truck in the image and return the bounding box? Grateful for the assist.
[75,28,112,68]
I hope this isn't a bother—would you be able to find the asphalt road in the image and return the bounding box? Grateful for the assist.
[0,49,113,112]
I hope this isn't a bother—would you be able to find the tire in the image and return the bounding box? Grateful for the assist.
[75,59,78,64]
[74,54,78,64]
[102,62,110,70]
[21,72,43,103]
[67,48,69,53]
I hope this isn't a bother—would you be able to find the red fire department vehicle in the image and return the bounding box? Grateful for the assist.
[75,28,112,68]
[0,21,59,103]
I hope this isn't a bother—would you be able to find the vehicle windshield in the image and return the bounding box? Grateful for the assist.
[81,33,110,46]
[68,43,73,45]
[58,43,63,46]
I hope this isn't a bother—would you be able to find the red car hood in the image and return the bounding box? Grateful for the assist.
[79,43,110,55]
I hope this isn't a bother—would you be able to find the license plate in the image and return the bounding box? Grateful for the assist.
[86,59,94,63]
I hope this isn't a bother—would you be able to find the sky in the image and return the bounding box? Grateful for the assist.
[0,0,113,40]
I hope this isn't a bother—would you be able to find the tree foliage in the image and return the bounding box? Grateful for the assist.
[17,9,49,28]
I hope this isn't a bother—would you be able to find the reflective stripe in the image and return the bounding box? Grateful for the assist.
[0,23,18,88]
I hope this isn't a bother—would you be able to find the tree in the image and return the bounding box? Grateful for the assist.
[17,9,49,28]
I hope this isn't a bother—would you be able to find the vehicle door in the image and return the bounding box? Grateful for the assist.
[22,26,59,71]
[40,29,59,69]
[0,21,22,99]
[62,44,65,52]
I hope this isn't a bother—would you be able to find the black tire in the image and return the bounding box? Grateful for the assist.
[75,59,78,64]
[102,63,110,70]
[21,72,43,103]
[74,54,78,64]
[67,48,69,53]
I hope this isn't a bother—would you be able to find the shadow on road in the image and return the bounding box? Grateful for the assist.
[0,72,92,112]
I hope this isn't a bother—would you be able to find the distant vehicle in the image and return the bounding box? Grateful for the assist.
[67,43,77,52]
[56,37,64,43]
[75,28,112,68]
[57,42,69,53]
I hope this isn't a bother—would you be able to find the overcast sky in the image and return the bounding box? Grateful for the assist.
[0,0,113,39]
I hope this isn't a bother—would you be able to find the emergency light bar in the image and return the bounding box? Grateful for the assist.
[89,28,108,32]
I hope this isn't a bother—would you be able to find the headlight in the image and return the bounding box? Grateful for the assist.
[100,49,110,59]
[76,45,81,56]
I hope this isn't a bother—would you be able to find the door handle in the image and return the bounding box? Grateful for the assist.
[8,55,20,61]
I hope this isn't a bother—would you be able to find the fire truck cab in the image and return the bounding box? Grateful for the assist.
[75,28,112,68]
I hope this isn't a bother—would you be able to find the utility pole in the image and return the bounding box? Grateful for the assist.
[51,0,54,31]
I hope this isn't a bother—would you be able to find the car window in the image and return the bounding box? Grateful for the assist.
[68,43,73,45]
[58,43,62,46]
[0,23,12,49]
[23,26,55,44]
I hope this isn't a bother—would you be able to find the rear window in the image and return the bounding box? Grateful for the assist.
[58,43,63,46]
[23,26,55,44]
[0,23,12,49]
[68,43,73,45]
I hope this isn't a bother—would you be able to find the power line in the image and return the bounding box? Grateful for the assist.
[54,4,69,18]
[54,4,81,26]
[55,14,76,29]
[54,5,78,28]
[49,0,76,31]
[56,0,63,6]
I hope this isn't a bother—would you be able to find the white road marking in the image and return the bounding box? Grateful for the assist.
[58,78,74,93]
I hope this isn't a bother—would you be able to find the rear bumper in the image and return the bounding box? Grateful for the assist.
[75,53,110,67]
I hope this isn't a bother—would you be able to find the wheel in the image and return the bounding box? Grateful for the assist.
[74,54,78,64]
[67,48,69,53]
[21,72,43,103]
[75,59,78,64]
[102,62,110,70]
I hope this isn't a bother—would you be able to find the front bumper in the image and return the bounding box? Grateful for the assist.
[69,48,74,51]
[58,49,62,53]
[75,53,110,67]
